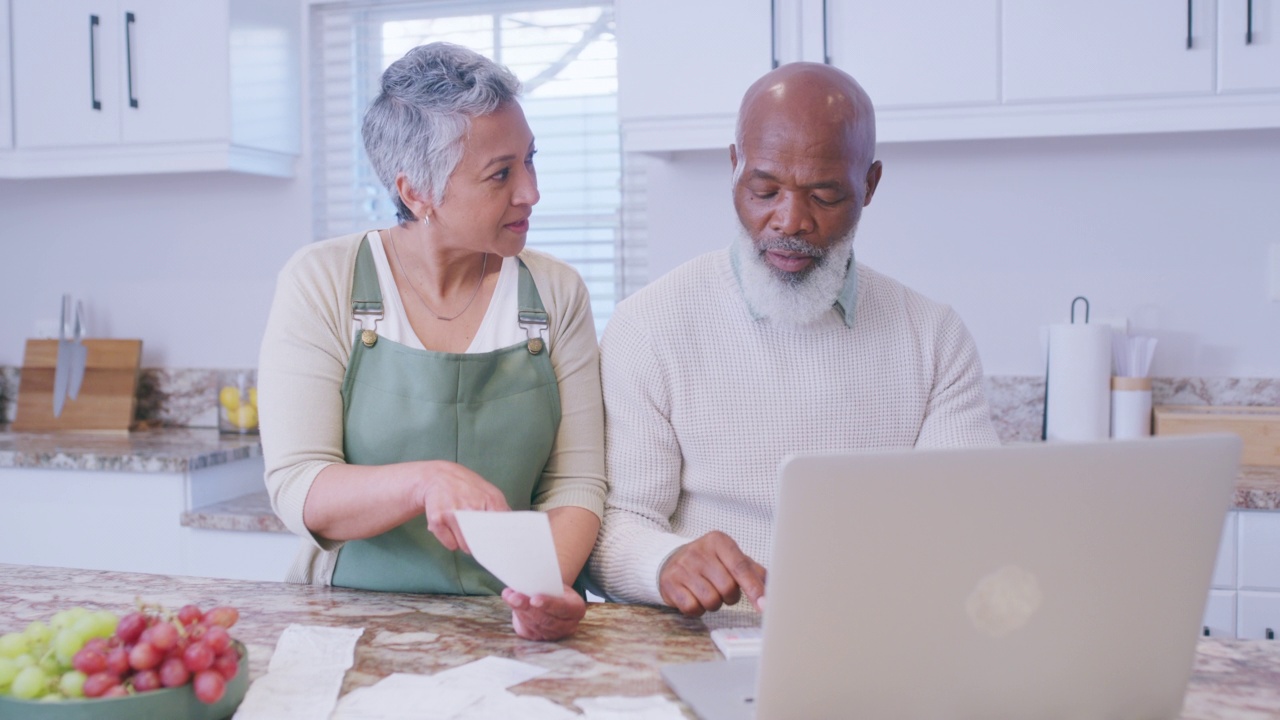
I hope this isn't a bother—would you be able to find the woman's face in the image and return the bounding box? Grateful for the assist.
[430,101,539,257]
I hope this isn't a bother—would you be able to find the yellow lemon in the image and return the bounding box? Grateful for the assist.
[219,386,241,412]
[248,387,258,408]
[236,405,259,430]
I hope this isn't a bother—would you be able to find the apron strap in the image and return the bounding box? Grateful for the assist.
[352,235,384,346]
[516,258,548,355]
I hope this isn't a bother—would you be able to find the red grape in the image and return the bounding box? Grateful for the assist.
[213,649,239,682]
[129,641,163,671]
[202,606,239,629]
[183,641,215,672]
[132,668,162,692]
[103,684,129,698]
[193,670,226,704]
[202,625,231,655]
[73,647,109,675]
[106,646,131,676]
[148,621,179,652]
[159,656,191,688]
[116,612,148,644]
[177,604,204,626]
[82,672,119,698]
[83,637,110,654]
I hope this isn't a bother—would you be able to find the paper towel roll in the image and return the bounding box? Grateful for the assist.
[1045,324,1112,442]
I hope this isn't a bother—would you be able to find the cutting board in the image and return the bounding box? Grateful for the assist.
[11,339,143,433]
[1153,405,1280,467]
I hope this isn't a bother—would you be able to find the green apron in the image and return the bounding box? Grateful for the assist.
[331,236,560,594]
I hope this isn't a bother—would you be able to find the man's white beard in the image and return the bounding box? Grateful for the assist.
[735,226,855,326]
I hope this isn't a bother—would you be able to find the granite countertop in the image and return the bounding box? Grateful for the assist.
[0,426,261,473]
[2,564,1279,719]
[184,464,1280,537]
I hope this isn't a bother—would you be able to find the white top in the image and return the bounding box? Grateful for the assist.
[361,230,527,353]
[587,248,1000,616]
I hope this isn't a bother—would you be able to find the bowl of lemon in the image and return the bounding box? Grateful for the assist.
[217,371,258,435]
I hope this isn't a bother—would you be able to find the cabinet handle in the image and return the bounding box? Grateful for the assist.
[125,12,138,108]
[770,0,779,69]
[821,0,831,64]
[1186,0,1194,49]
[89,15,101,110]
[1247,0,1254,44]
[1202,626,1210,637]
[1268,628,1275,640]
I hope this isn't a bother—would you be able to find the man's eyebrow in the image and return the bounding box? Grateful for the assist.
[746,169,843,190]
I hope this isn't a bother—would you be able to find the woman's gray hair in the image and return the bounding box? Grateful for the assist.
[362,42,521,222]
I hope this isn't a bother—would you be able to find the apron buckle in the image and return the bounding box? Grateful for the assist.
[355,309,381,347]
[519,310,548,355]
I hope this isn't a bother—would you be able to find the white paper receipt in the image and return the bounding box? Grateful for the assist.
[454,510,563,597]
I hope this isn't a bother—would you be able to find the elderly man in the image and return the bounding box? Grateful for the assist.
[588,63,1000,619]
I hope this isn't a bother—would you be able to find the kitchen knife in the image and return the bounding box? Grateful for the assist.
[52,294,73,418]
[67,300,88,400]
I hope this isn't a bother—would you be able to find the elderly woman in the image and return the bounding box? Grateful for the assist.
[258,43,605,641]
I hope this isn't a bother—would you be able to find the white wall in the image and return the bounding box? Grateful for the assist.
[0,169,312,368]
[641,128,1280,378]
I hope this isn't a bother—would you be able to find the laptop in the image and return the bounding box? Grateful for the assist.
[662,434,1241,720]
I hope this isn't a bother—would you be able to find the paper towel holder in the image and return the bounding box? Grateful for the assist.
[1071,296,1090,324]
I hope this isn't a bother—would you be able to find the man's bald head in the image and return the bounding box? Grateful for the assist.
[734,62,877,179]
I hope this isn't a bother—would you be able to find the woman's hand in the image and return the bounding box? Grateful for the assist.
[503,585,587,641]
[413,460,510,552]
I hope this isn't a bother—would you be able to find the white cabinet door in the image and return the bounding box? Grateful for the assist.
[1239,510,1280,589]
[12,0,122,148]
[1237,591,1280,639]
[825,0,999,109]
[118,0,230,144]
[1212,511,1238,588]
[616,0,774,123]
[1003,0,1216,103]
[1220,0,1280,92]
[1203,589,1238,638]
[0,0,12,149]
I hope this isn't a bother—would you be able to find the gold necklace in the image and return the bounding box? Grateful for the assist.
[389,231,488,322]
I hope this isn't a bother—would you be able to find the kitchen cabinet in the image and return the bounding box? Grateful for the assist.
[825,0,999,109]
[618,0,1280,152]
[1203,590,1238,638]
[1002,0,1215,103]
[1220,0,1280,92]
[0,457,292,581]
[1202,509,1280,639]
[1238,592,1280,640]
[1238,510,1280,589]
[0,0,12,150]
[3,0,299,178]
[616,0,775,152]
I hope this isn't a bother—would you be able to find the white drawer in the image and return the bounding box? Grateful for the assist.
[1202,590,1237,639]
[1237,591,1280,640]
[1239,511,1280,590]
[1211,512,1237,589]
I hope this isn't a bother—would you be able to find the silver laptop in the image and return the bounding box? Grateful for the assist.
[663,435,1241,720]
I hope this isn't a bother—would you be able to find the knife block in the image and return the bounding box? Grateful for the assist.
[11,339,143,433]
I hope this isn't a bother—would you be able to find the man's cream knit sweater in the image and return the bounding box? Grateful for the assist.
[588,249,999,608]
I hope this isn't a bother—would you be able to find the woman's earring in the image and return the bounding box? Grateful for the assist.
[421,213,431,227]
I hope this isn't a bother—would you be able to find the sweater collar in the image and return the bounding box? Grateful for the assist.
[729,241,859,328]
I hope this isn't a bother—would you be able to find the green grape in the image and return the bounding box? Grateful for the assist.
[10,666,48,700]
[0,656,20,690]
[39,693,65,702]
[13,654,34,669]
[0,633,27,659]
[38,654,61,676]
[50,608,87,631]
[52,629,86,667]
[23,622,53,648]
[58,670,86,698]
[89,611,119,638]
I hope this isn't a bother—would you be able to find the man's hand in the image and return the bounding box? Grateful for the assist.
[503,585,587,641]
[659,531,767,617]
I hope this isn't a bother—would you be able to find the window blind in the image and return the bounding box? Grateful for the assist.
[309,0,626,330]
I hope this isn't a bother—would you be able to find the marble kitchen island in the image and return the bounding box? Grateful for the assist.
[2,564,1279,718]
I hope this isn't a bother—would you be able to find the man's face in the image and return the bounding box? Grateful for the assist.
[731,114,880,283]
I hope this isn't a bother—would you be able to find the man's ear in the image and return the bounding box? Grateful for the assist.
[863,160,883,207]
[729,144,739,176]
[394,173,434,220]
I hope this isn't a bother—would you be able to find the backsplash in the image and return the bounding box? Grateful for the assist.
[2,367,1278,439]
[985,376,1280,443]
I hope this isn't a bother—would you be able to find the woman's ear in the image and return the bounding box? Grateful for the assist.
[394,173,434,221]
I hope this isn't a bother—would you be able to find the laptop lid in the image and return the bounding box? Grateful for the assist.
[747,434,1241,720]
